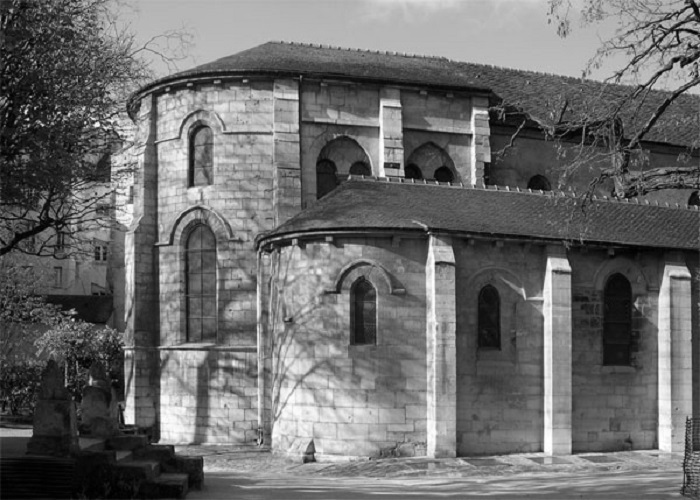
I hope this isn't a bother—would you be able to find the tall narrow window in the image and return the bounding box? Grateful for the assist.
[316,159,337,199]
[603,273,632,365]
[53,267,63,288]
[478,285,500,349]
[186,225,217,342]
[189,126,213,187]
[351,277,376,345]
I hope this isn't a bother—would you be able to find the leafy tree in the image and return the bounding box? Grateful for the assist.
[0,0,190,257]
[35,320,123,401]
[543,0,700,198]
[0,259,124,410]
[0,261,64,359]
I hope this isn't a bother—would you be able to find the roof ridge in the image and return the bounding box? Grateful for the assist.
[275,40,450,62]
[270,41,634,92]
[268,41,700,104]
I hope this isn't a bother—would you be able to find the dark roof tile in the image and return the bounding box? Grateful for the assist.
[258,178,700,250]
[138,41,700,148]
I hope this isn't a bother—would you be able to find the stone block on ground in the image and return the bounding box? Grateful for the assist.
[107,434,149,451]
[27,360,78,457]
[172,455,204,490]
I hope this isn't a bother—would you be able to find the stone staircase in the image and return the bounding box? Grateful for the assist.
[74,434,203,499]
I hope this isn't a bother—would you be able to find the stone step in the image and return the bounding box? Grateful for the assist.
[135,443,176,462]
[167,455,204,490]
[79,436,106,452]
[111,459,162,499]
[115,449,133,462]
[114,459,161,482]
[107,434,149,451]
[0,457,75,499]
[141,472,190,499]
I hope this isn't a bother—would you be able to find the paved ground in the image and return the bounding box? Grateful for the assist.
[176,442,688,499]
[1,424,691,499]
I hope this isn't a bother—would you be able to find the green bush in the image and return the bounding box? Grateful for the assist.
[0,356,43,415]
[35,321,123,402]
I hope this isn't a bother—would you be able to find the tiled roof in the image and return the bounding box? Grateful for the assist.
[257,177,700,250]
[138,41,700,148]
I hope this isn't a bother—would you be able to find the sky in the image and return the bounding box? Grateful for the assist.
[126,0,622,82]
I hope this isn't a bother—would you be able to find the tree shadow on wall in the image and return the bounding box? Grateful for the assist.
[268,247,335,448]
[157,346,256,444]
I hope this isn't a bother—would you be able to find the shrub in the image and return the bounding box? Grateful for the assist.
[35,320,123,402]
[0,356,43,415]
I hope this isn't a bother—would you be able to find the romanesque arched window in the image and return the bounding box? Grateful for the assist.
[351,277,376,345]
[689,191,700,207]
[478,285,500,349]
[316,159,337,199]
[405,142,457,182]
[186,225,217,342]
[405,164,423,180]
[349,161,371,176]
[189,126,213,187]
[527,175,551,191]
[603,273,632,365]
[434,166,454,183]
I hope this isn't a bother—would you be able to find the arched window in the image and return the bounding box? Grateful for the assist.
[603,273,632,365]
[316,160,338,199]
[349,161,371,176]
[186,225,217,342]
[189,126,213,187]
[405,164,423,180]
[527,175,551,191]
[478,285,500,349]
[434,166,454,183]
[689,191,700,207]
[351,277,376,345]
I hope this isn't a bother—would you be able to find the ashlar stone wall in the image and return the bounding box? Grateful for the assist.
[569,250,659,452]
[268,237,428,458]
[454,240,546,455]
[129,76,302,443]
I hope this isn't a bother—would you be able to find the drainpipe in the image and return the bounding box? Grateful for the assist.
[256,246,265,446]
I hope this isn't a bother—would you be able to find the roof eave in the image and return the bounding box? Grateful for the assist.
[127,68,494,121]
[255,225,697,252]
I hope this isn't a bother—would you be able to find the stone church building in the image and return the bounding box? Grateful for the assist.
[124,41,700,459]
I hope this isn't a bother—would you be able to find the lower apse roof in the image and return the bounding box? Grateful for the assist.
[257,177,700,251]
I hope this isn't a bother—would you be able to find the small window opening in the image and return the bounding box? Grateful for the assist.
[316,159,338,199]
[434,166,454,183]
[527,175,551,191]
[603,273,632,365]
[349,161,371,176]
[478,285,500,349]
[405,164,423,180]
[189,126,213,187]
[351,277,377,345]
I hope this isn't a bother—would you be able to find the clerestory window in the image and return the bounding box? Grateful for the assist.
[316,159,337,199]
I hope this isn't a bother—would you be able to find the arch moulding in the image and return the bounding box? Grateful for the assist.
[325,259,405,296]
[159,205,235,247]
